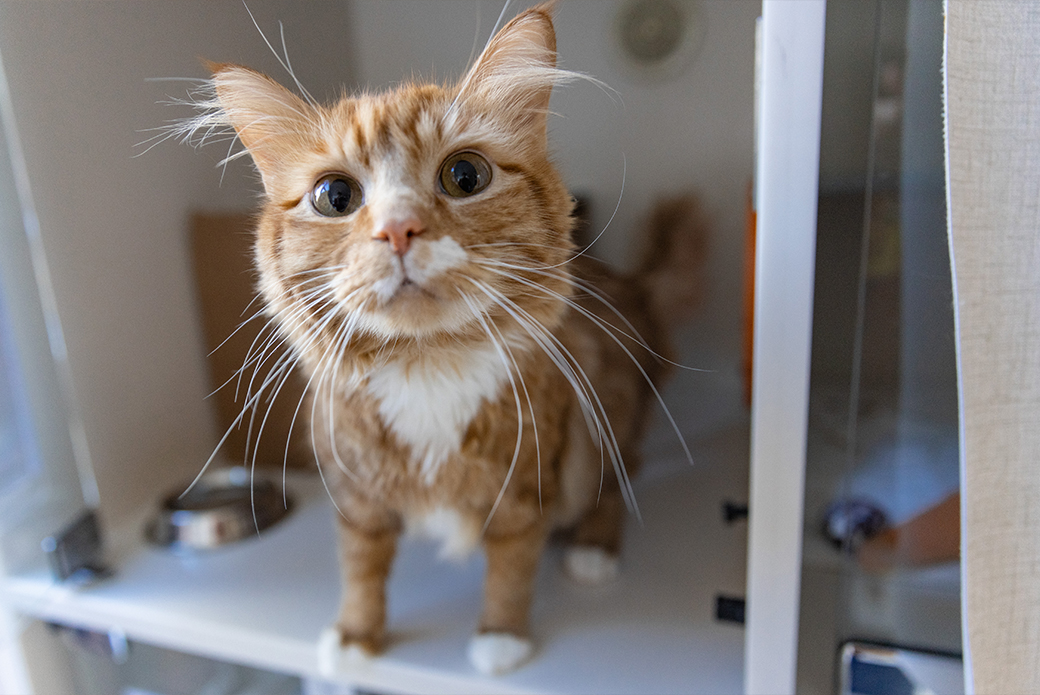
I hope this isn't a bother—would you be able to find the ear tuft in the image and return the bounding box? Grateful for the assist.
[452,2,565,141]
[470,3,558,83]
[208,64,315,174]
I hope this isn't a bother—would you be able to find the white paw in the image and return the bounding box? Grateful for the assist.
[467,632,533,675]
[564,546,620,585]
[317,626,373,678]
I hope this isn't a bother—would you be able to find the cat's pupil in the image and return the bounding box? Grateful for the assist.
[324,179,352,213]
[312,174,362,217]
[451,160,479,194]
[439,151,491,198]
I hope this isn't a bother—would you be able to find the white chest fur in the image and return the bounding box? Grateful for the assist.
[365,343,508,481]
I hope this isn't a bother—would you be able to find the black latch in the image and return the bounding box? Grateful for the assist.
[722,501,749,524]
[715,595,746,624]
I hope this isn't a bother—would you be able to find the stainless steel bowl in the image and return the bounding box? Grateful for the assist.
[146,467,294,550]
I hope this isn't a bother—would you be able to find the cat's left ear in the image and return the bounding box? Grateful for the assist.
[455,2,559,147]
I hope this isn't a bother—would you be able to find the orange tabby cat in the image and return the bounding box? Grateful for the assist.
[191,2,704,676]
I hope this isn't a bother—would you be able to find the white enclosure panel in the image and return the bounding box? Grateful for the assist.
[745,2,826,693]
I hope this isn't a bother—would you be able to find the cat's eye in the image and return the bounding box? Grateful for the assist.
[312,174,363,217]
[439,151,492,198]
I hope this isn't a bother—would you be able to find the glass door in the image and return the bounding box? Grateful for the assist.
[797,1,961,692]
[0,46,95,579]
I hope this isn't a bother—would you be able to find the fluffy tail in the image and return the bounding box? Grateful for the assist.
[635,194,710,327]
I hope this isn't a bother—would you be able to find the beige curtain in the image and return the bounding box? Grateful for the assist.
[946,2,1040,693]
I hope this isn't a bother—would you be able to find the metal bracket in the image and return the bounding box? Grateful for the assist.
[41,509,111,583]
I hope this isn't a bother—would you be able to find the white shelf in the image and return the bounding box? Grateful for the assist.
[2,424,748,695]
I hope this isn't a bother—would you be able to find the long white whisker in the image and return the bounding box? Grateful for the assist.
[314,448,350,522]
[241,347,292,468]
[284,308,362,494]
[467,278,640,518]
[477,258,710,374]
[210,301,269,358]
[554,153,626,267]
[278,20,319,107]
[240,280,356,403]
[245,343,311,531]
[203,319,276,402]
[464,0,483,75]
[218,269,345,403]
[179,352,300,497]
[323,303,368,479]
[189,302,331,495]
[444,0,513,122]
[485,264,694,467]
[488,312,543,512]
[218,283,359,495]
[462,292,544,526]
[238,307,310,406]
[242,1,318,107]
[287,295,370,486]
[240,311,330,469]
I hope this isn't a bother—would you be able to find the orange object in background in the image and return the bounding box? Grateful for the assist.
[858,493,962,573]
[743,180,756,408]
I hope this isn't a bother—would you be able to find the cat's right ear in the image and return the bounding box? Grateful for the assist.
[207,63,313,184]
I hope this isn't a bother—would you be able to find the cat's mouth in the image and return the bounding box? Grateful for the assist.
[384,237,468,303]
[393,276,436,299]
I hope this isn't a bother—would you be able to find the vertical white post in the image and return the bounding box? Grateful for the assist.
[745,2,826,694]
[0,609,33,695]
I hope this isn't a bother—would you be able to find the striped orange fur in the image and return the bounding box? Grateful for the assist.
[189,3,705,675]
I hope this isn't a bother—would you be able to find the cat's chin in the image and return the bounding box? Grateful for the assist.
[362,292,485,340]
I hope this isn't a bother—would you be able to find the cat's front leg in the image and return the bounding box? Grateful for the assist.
[318,512,399,677]
[468,520,548,675]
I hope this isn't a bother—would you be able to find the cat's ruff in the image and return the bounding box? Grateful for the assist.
[365,340,509,484]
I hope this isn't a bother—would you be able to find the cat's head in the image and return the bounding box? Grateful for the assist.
[202,3,578,365]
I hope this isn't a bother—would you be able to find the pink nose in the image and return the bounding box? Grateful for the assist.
[373,216,425,256]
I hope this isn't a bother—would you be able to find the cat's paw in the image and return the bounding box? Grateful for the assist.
[564,545,620,586]
[317,626,377,678]
[467,632,534,675]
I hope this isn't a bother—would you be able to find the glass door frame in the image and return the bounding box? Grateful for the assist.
[744,2,827,693]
